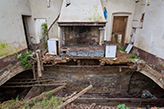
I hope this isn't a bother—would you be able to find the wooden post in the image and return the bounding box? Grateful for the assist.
[40,53,44,71]
[36,50,42,78]
[32,62,36,80]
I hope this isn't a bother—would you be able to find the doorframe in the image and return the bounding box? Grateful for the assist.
[34,18,47,44]
[22,15,32,50]
[111,12,132,46]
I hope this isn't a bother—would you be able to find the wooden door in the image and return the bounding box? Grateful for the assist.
[112,16,128,46]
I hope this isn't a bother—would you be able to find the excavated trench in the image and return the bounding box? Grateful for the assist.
[0,60,164,108]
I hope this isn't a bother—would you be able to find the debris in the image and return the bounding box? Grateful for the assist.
[88,103,96,109]
[11,85,65,109]
[42,48,48,56]
[112,58,117,61]
[141,90,157,99]
[24,87,40,100]
[62,92,77,101]
[57,85,93,109]
[1,100,13,109]
[77,103,96,109]
[119,50,125,54]
[125,43,133,54]
[133,59,139,62]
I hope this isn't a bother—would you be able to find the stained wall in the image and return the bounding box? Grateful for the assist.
[101,0,135,43]
[133,0,164,59]
[0,0,33,57]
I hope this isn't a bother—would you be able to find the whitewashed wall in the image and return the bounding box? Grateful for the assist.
[134,0,164,59]
[0,0,33,56]
[29,0,63,43]
[101,0,135,43]
[0,0,146,57]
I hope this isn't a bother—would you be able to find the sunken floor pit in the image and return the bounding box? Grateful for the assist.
[0,51,164,108]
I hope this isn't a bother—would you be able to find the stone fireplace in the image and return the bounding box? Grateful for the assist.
[60,26,101,46]
[58,0,106,57]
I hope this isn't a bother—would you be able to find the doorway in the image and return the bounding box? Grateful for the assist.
[34,18,47,41]
[34,18,47,50]
[22,15,32,50]
[112,16,128,46]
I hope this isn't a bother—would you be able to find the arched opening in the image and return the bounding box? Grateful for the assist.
[127,71,164,98]
[0,70,34,102]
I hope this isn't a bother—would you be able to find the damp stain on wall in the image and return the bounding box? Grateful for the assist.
[89,4,106,22]
[0,40,18,57]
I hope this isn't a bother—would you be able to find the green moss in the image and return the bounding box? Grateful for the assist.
[160,62,164,69]
[47,91,54,96]
[1,95,62,109]
[94,4,98,11]
[89,14,106,22]
[0,40,18,57]
[32,96,62,109]
[88,4,106,22]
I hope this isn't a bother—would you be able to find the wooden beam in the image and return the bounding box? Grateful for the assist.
[24,87,40,100]
[57,85,93,109]
[5,79,55,84]
[2,83,66,88]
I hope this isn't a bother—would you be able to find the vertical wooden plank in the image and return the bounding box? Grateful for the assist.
[36,51,42,78]
[32,62,36,80]
[121,16,128,46]
[24,87,40,100]
[112,16,128,46]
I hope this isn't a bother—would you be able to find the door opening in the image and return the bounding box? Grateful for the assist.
[22,15,32,50]
[112,16,128,47]
[34,18,47,42]
[56,41,59,55]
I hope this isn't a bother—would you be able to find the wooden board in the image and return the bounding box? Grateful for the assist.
[112,16,128,46]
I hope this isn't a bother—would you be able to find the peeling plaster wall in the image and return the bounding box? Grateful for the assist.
[29,0,135,44]
[29,0,63,43]
[101,0,135,43]
[134,0,164,59]
[0,0,33,56]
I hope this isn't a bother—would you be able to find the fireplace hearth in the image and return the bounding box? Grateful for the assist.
[58,0,106,57]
